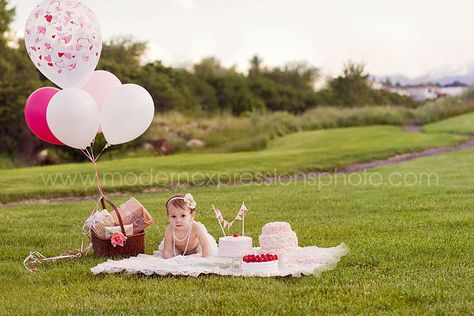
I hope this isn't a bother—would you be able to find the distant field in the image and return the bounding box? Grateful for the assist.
[0,156,18,169]
[1,145,473,314]
[0,126,466,203]
[424,111,474,134]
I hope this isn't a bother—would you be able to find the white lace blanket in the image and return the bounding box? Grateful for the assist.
[90,243,349,277]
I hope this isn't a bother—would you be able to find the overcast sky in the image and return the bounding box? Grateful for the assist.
[8,0,474,78]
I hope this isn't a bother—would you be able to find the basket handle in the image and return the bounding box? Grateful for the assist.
[100,198,106,210]
[100,196,127,236]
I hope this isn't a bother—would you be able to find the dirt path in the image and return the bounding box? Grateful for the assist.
[3,136,474,207]
[404,120,422,133]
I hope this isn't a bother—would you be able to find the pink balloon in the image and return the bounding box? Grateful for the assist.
[81,70,121,132]
[81,70,122,110]
[24,87,63,145]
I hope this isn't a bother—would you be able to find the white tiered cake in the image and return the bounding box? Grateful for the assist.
[242,261,279,275]
[258,222,298,254]
[218,235,253,258]
[241,253,279,276]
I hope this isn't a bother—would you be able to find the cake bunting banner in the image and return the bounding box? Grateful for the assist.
[212,204,227,236]
[212,202,248,237]
[235,202,247,220]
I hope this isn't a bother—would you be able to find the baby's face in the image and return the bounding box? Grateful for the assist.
[167,205,195,231]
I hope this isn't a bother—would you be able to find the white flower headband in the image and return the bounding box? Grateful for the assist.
[167,193,197,209]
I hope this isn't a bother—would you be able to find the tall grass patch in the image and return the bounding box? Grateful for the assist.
[144,108,409,154]
[300,106,409,130]
[415,86,474,123]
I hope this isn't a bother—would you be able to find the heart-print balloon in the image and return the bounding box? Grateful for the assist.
[25,0,102,89]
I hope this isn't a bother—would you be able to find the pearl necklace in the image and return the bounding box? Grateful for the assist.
[172,223,192,256]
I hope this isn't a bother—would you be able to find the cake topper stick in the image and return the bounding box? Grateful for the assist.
[212,204,227,237]
[239,202,247,236]
[242,214,244,236]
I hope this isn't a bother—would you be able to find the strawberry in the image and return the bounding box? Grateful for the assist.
[233,233,238,237]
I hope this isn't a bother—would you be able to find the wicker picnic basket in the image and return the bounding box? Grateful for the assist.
[91,196,145,257]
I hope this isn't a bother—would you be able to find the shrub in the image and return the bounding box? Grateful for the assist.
[415,87,474,124]
[300,106,409,130]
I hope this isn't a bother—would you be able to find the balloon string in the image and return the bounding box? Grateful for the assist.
[94,143,110,162]
[23,196,102,272]
[93,161,104,197]
[80,138,112,197]
[80,149,94,162]
[87,145,95,161]
[80,148,103,196]
[91,138,95,154]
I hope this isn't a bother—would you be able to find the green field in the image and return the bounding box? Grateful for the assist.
[424,111,474,134]
[1,143,473,314]
[1,119,474,314]
[0,126,466,203]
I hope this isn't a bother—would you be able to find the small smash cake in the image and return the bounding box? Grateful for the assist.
[242,253,279,275]
[259,222,298,254]
[218,233,253,258]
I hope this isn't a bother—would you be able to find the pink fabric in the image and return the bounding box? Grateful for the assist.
[111,197,153,234]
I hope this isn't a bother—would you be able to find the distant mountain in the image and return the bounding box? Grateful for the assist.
[371,74,412,86]
[373,62,474,86]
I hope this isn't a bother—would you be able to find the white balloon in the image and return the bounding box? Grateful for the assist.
[101,84,155,145]
[47,88,100,149]
[24,0,102,88]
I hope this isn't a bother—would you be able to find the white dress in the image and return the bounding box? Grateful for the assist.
[154,221,218,258]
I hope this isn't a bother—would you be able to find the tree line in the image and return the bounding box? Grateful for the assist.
[0,1,413,162]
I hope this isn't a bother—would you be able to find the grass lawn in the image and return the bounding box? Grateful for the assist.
[1,146,473,314]
[423,111,474,134]
[0,156,19,170]
[0,125,467,203]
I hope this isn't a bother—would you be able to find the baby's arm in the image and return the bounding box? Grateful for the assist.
[162,226,173,259]
[194,222,212,258]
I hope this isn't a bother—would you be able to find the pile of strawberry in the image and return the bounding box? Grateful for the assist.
[242,253,278,263]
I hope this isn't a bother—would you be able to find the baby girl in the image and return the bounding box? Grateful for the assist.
[157,193,217,259]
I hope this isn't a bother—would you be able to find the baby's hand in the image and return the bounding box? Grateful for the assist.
[162,226,173,259]
[194,222,211,257]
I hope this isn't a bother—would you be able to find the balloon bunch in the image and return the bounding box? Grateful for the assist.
[21,1,155,270]
[23,0,154,158]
